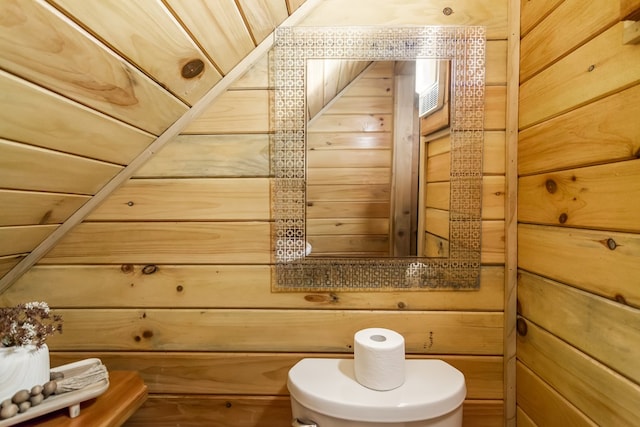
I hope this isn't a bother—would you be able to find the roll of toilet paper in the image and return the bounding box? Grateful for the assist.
[353,328,405,391]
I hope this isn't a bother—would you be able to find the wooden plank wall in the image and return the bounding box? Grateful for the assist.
[0,0,301,284]
[517,0,640,425]
[2,1,512,425]
[307,62,393,257]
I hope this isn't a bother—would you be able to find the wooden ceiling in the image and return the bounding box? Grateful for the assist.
[0,0,311,288]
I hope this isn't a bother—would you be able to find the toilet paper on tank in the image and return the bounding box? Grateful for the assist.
[353,328,405,391]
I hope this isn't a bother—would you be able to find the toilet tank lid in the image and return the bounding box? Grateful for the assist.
[287,358,466,423]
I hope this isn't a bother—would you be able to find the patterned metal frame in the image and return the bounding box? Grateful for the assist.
[272,26,486,291]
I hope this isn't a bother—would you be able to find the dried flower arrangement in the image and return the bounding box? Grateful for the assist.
[0,302,63,348]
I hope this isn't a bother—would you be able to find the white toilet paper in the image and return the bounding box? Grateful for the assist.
[353,328,405,391]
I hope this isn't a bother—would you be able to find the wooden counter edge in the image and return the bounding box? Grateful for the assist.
[18,371,148,427]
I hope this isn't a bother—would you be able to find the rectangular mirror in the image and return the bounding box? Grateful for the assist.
[272,26,486,291]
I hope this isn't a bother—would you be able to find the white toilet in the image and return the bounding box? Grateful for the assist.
[288,358,466,427]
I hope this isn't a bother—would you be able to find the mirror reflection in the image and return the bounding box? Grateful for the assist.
[305,59,450,258]
[272,26,486,290]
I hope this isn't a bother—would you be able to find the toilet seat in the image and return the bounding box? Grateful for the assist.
[287,358,466,423]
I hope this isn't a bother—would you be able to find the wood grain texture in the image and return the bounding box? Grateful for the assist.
[44,309,503,354]
[135,134,270,178]
[325,95,393,115]
[427,131,505,176]
[343,75,393,97]
[520,0,564,37]
[299,0,508,39]
[426,152,450,182]
[183,90,271,134]
[88,178,270,221]
[0,225,58,257]
[49,0,222,105]
[425,208,449,239]
[485,86,507,130]
[520,0,619,82]
[486,40,508,85]
[518,83,640,175]
[237,0,289,44]
[518,159,640,232]
[307,167,391,185]
[307,149,391,168]
[6,265,504,311]
[49,352,503,399]
[0,70,154,165]
[231,53,270,89]
[518,224,640,308]
[515,407,537,427]
[306,201,390,219]
[0,190,89,226]
[310,113,392,133]
[518,271,640,384]
[0,139,122,195]
[0,0,187,135]
[286,0,306,14]
[482,176,506,220]
[482,221,506,264]
[40,222,271,264]
[517,321,640,426]
[307,185,390,202]
[519,23,640,129]
[164,0,255,74]
[17,371,147,427]
[307,132,391,150]
[307,219,389,238]
[504,2,520,422]
[0,2,509,426]
[484,131,507,175]
[516,362,597,427]
[0,255,24,278]
[307,234,389,255]
[307,60,372,121]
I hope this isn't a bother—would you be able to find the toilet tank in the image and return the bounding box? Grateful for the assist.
[288,358,465,427]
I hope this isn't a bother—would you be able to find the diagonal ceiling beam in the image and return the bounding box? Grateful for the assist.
[0,0,323,293]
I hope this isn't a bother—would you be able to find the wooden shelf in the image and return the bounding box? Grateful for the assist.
[16,371,147,427]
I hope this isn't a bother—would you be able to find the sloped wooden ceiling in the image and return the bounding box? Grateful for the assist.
[0,0,314,290]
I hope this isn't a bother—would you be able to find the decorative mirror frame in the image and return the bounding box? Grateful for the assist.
[272,26,485,291]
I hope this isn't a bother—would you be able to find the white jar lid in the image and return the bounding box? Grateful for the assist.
[288,358,466,423]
